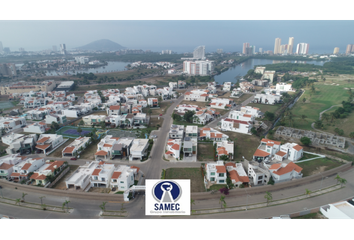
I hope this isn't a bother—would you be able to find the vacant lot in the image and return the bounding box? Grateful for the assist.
[233,94,253,105]
[79,142,97,160]
[165,168,205,192]
[296,157,343,177]
[220,131,260,161]
[198,143,215,161]
[149,117,163,128]
[288,83,350,130]
[292,212,326,219]
[180,100,208,109]
[143,101,172,115]
[320,107,354,138]
[48,138,75,158]
[247,103,281,114]
[52,165,79,190]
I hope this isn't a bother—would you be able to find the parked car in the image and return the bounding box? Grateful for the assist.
[0,185,2,189]
[70,157,77,160]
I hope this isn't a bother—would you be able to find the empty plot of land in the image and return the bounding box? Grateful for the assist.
[165,168,205,192]
[149,117,163,128]
[247,103,281,114]
[197,143,215,161]
[52,165,79,190]
[48,138,75,158]
[143,101,172,115]
[296,157,343,177]
[234,94,253,105]
[180,100,208,109]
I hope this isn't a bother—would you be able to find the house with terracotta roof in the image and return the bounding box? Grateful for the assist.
[240,106,261,118]
[230,88,243,98]
[205,161,227,186]
[184,89,210,102]
[90,161,115,188]
[110,165,140,191]
[225,162,250,187]
[25,108,49,120]
[267,162,303,182]
[199,127,228,142]
[95,135,120,160]
[0,117,26,133]
[147,98,159,108]
[30,160,66,186]
[220,118,252,134]
[216,141,234,160]
[129,139,149,161]
[228,110,255,122]
[35,134,64,155]
[165,139,181,160]
[252,139,281,163]
[62,137,91,158]
[239,81,255,93]
[23,121,47,134]
[107,105,121,115]
[192,109,214,125]
[10,157,45,182]
[175,104,200,115]
[0,154,27,179]
[276,143,304,162]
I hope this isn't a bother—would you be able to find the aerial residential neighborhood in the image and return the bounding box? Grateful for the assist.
[1,19,354,228]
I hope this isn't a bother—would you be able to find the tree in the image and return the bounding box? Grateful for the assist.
[300,136,311,146]
[220,155,229,161]
[264,191,272,206]
[172,112,182,122]
[322,112,329,123]
[314,120,323,129]
[100,202,107,212]
[305,189,312,198]
[100,121,106,130]
[51,121,60,130]
[184,110,195,123]
[39,196,45,205]
[62,200,70,212]
[301,115,307,122]
[311,84,316,94]
[339,178,347,188]
[15,198,21,206]
[350,132,354,139]
[219,195,226,209]
[335,174,341,184]
[264,111,275,121]
[22,193,28,202]
[219,187,229,195]
[77,126,83,136]
[79,120,84,126]
[302,97,306,103]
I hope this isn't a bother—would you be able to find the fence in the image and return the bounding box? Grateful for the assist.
[45,139,69,155]
[47,166,70,188]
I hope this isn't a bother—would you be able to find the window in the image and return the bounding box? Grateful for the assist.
[94,176,98,180]
[219,180,225,183]
[210,177,215,181]
[258,176,263,180]
[101,178,105,181]
[210,172,215,176]
[0,170,3,173]
[120,181,124,184]
[219,173,224,177]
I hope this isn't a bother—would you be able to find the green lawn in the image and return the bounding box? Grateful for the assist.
[247,103,282,114]
[292,212,325,219]
[286,83,350,130]
[296,157,343,177]
[197,143,215,161]
[320,107,354,138]
[208,184,227,191]
[165,168,205,192]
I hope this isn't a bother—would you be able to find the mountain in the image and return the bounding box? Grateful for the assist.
[75,39,126,51]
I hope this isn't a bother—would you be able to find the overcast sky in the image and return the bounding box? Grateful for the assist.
[1,20,353,53]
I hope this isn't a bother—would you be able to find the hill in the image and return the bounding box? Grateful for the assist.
[75,39,126,51]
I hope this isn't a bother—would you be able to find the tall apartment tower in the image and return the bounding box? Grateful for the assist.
[60,44,66,55]
[0,41,3,54]
[346,44,353,55]
[193,46,205,59]
[243,42,250,54]
[288,37,294,55]
[259,48,263,54]
[296,43,310,55]
[274,38,281,54]
[333,47,340,54]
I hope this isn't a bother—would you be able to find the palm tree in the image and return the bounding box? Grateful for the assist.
[100,202,107,212]
[39,196,45,205]
[22,193,28,202]
[15,198,21,206]
[219,195,226,209]
[264,191,272,206]
[335,174,341,184]
[339,178,347,188]
[62,200,70,212]
[305,189,312,198]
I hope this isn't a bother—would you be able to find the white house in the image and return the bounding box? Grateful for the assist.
[169,124,185,139]
[165,139,181,160]
[90,161,115,188]
[129,139,149,161]
[35,134,64,155]
[0,117,26,133]
[253,94,281,105]
[62,137,91,158]
[220,118,252,135]
[247,160,271,186]
[216,140,234,160]
[263,70,276,83]
[223,82,232,91]
[30,160,66,186]
[239,81,255,92]
[83,115,106,127]
[255,66,266,74]
[95,135,121,161]
[199,127,228,141]
[268,161,303,183]
[205,161,227,185]
[10,157,46,182]
[228,110,255,122]
[320,201,354,219]
[0,154,26,179]
[2,133,37,155]
[45,114,67,124]
[110,165,139,191]
[184,89,210,102]
[253,139,281,163]
[225,162,250,187]
[23,121,47,134]
[275,143,304,162]
[276,82,294,92]
[240,106,261,118]
[169,82,178,90]
[147,98,159,107]
[107,105,121,115]
[65,161,99,190]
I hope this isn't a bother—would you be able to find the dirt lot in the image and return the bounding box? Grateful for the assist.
[78,142,97,160]
[149,117,164,128]
[296,158,343,177]
[180,100,208,109]
[88,187,111,193]
[198,143,215,161]
[48,138,75,158]
[143,101,172,115]
[165,168,205,192]
[52,165,79,190]
[234,94,253,105]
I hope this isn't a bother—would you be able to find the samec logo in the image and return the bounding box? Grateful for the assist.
[152,181,182,203]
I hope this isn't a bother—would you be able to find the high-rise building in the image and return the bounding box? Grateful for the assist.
[346,44,353,55]
[274,38,281,54]
[60,44,66,55]
[0,63,17,77]
[243,43,250,55]
[0,41,3,54]
[280,44,288,54]
[161,50,172,54]
[288,37,294,55]
[296,43,310,55]
[183,60,213,76]
[193,46,205,59]
[259,48,263,54]
[333,47,340,54]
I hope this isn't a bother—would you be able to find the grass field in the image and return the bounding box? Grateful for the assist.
[220,131,260,161]
[197,143,215,161]
[286,83,350,130]
[296,157,343,177]
[149,117,163,128]
[234,94,253,105]
[247,103,282,114]
[143,102,172,115]
[173,119,204,127]
[165,168,205,192]
[319,107,354,138]
[78,141,98,160]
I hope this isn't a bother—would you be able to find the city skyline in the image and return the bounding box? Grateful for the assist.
[0,21,354,54]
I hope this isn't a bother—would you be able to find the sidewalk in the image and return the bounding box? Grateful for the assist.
[192,184,342,215]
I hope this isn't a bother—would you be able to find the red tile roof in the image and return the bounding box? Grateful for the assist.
[30,173,46,180]
[63,146,75,153]
[253,149,270,157]
[229,170,250,183]
[21,163,32,170]
[37,137,50,143]
[171,144,180,151]
[269,163,281,170]
[130,166,140,173]
[95,150,108,156]
[261,138,281,145]
[272,162,303,175]
[103,144,113,148]
[92,169,102,176]
[111,172,122,179]
[165,151,174,155]
[225,162,236,168]
[110,105,121,110]
[11,172,20,177]
[293,144,303,151]
[35,144,51,150]
[45,161,65,172]
[275,151,287,157]
[0,163,13,170]
[216,166,226,173]
[217,147,228,155]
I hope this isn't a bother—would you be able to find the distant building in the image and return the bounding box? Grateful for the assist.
[288,37,294,55]
[60,44,66,55]
[274,38,281,54]
[52,45,57,52]
[161,50,172,54]
[345,44,354,55]
[193,46,205,59]
[216,49,223,54]
[333,47,339,54]
[243,43,250,55]
[56,81,75,91]
[296,43,309,55]
[183,60,214,76]
[0,63,17,78]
